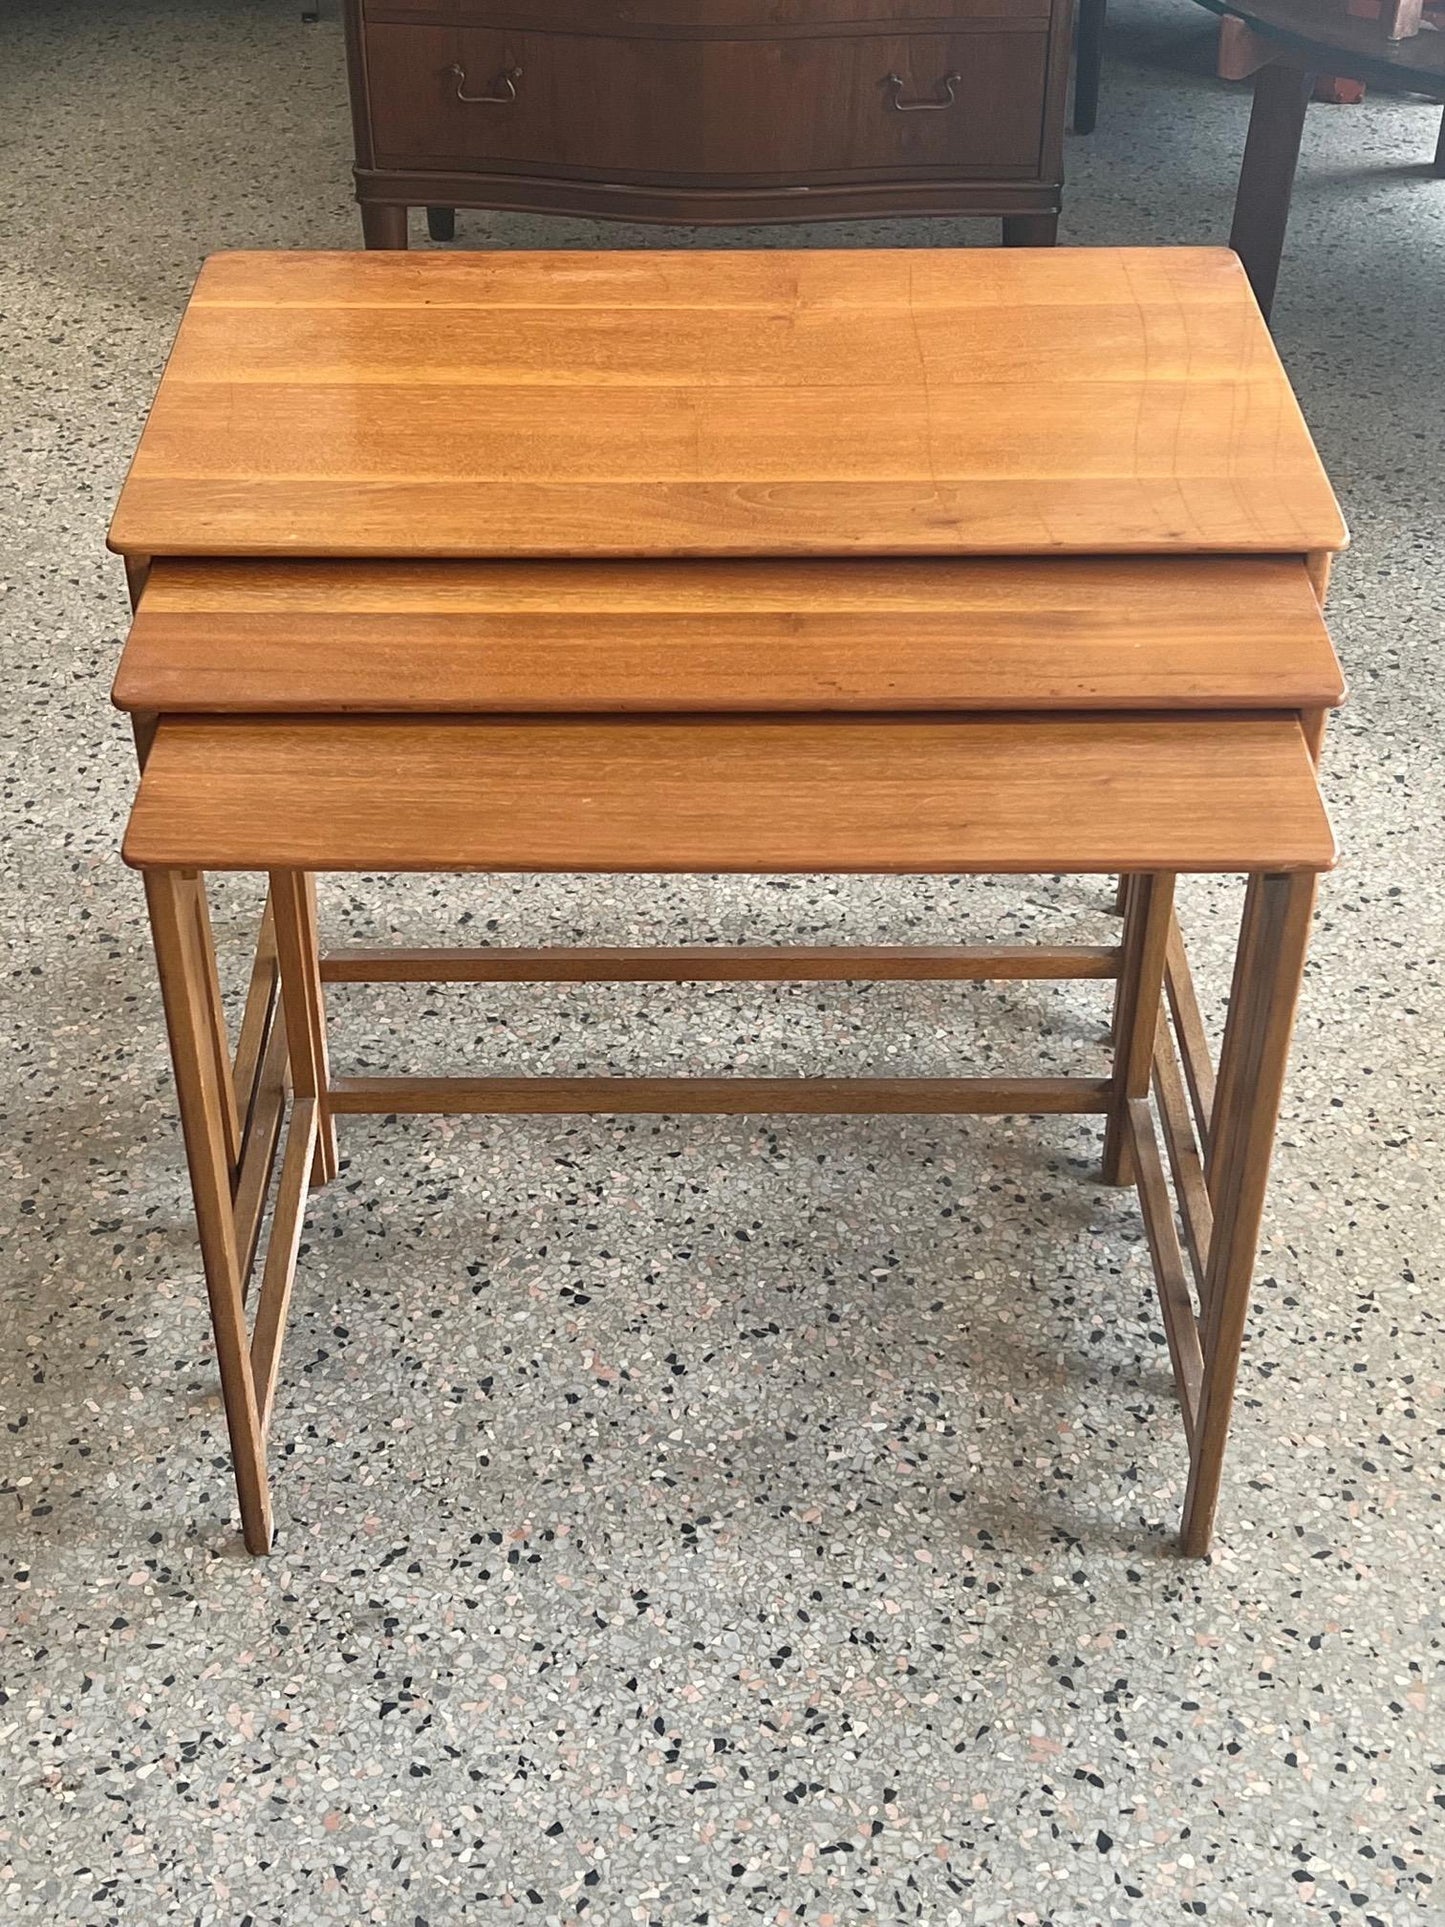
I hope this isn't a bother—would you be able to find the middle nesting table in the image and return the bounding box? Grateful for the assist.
[117,552,1341,718]
[112,545,1343,1557]
[114,548,1343,1139]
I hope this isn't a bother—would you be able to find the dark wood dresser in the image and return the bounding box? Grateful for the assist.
[342,0,1075,247]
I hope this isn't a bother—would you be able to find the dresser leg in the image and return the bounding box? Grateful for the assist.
[426,206,457,242]
[1073,0,1106,133]
[361,202,409,250]
[1002,214,1058,246]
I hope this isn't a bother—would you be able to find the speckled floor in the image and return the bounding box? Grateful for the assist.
[2,1,1443,1921]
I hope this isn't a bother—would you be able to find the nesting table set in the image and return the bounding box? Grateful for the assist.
[108,246,1347,1558]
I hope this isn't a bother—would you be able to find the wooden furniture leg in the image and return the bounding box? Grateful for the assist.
[1164,913,1217,1152]
[184,872,242,1181]
[1002,213,1059,245]
[1181,869,1316,1555]
[1230,59,1314,320]
[130,712,158,769]
[123,554,151,612]
[133,694,249,1238]
[270,871,339,1184]
[426,206,457,241]
[145,868,273,1554]
[1073,0,1106,133]
[130,790,240,1179]
[1103,872,1175,1183]
[361,201,408,249]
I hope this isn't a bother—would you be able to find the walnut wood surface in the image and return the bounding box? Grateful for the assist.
[345,0,1071,234]
[107,248,1348,560]
[123,713,1336,875]
[114,554,1345,714]
[365,24,1048,180]
[366,1,1050,25]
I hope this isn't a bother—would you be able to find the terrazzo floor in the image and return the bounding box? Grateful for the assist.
[2,0,1443,1921]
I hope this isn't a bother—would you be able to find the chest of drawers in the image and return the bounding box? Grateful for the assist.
[342,0,1074,245]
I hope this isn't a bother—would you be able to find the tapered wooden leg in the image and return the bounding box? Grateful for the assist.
[1002,213,1059,246]
[183,872,242,1181]
[1103,872,1175,1184]
[1230,59,1312,320]
[270,871,338,1183]
[1181,870,1316,1556]
[135,707,241,1189]
[130,711,158,769]
[1108,873,1137,1047]
[1203,879,1268,1209]
[1165,914,1217,1154]
[1073,0,1106,133]
[232,892,281,1137]
[145,868,273,1554]
[361,201,408,249]
[123,554,152,612]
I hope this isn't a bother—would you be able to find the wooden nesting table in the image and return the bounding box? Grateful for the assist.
[109,245,1347,1559]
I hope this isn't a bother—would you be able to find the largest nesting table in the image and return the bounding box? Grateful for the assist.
[108,246,1348,1558]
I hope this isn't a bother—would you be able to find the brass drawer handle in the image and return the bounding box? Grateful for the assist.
[882,71,961,111]
[448,63,521,104]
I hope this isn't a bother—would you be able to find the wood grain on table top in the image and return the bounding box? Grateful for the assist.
[107,248,1347,561]
[124,713,1336,875]
[114,553,1345,713]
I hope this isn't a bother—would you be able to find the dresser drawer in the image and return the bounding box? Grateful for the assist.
[365,24,1049,179]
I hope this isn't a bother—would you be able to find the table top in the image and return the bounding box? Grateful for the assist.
[124,713,1336,875]
[108,247,1347,562]
[114,553,1345,713]
[1194,0,1445,90]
